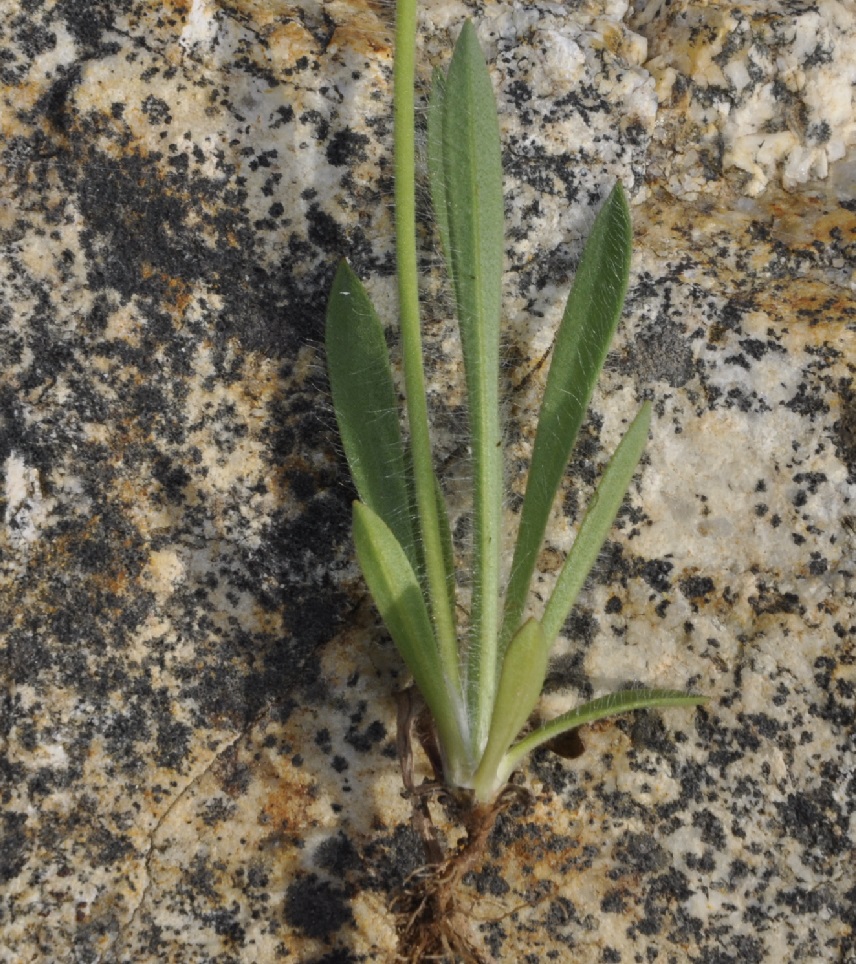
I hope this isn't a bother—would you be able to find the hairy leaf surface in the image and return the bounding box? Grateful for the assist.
[541,401,652,643]
[352,501,467,765]
[326,262,416,566]
[504,689,708,774]
[503,184,633,649]
[439,19,505,748]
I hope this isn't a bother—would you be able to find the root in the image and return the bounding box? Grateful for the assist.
[393,689,534,963]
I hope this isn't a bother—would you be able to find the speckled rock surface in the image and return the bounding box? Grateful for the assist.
[1,1,854,962]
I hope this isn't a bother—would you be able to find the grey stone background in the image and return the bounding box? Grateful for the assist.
[1,1,854,961]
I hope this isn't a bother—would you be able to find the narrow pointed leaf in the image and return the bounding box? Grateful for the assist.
[393,2,459,683]
[502,688,708,777]
[541,400,652,644]
[472,618,548,802]
[441,20,505,749]
[326,262,416,566]
[503,183,633,650]
[352,501,466,763]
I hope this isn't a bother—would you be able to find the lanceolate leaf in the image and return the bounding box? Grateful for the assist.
[440,19,505,749]
[326,262,417,567]
[352,501,467,767]
[501,689,708,780]
[393,0,459,683]
[503,184,633,651]
[540,401,652,644]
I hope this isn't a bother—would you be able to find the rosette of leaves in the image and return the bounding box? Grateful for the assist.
[326,8,705,804]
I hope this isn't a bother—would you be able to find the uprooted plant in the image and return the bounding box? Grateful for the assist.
[326,2,706,957]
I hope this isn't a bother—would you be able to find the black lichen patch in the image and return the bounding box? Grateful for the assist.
[344,717,387,753]
[748,582,804,617]
[362,824,426,893]
[775,790,848,857]
[326,128,370,167]
[529,747,584,798]
[835,378,856,482]
[612,831,670,876]
[56,0,125,55]
[785,379,830,420]
[284,873,355,941]
[463,862,510,898]
[630,868,694,939]
[679,574,716,602]
[0,812,30,883]
[630,711,677,756]
[314,832,362,877]
[635,313,697,387]
[305,950,361,964]
[639,557,675,593]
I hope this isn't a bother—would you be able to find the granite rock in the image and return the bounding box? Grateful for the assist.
[1,0,854,961]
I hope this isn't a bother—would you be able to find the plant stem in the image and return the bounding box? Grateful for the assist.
[393,0,462,705]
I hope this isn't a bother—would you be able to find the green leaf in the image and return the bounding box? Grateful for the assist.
[402,443,458,633]
[326,261,417,567]
[500,688,708,785]
[433,471,457,632]
[503,183,633,651]
[541,400,652,644]
[401,443,460,683]
[427,67,452,274]
[440,19,505,750]
[352,501,469,771]
[472,618,548,802]
[392,0,460,691]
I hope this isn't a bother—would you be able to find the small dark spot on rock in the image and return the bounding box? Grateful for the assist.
[679,574,715,600]
[639,558,673,593]
[326,128,370,166]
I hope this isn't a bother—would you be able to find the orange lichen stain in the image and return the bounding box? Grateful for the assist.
[267,19,318,67]
[167,277,194,316]
[249,603,287,638]
[99,565,130,597]
[222,0,391,61]
[589,21,625,56]
[767,191,856,250]
[255,760,322,847]
[537,545,564,575]
[223,0,294,31]
[330,15,393,58]
[140,272,195,317]
[162,0,192,15]
[754,278,855,342]
[637,188,855,342]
